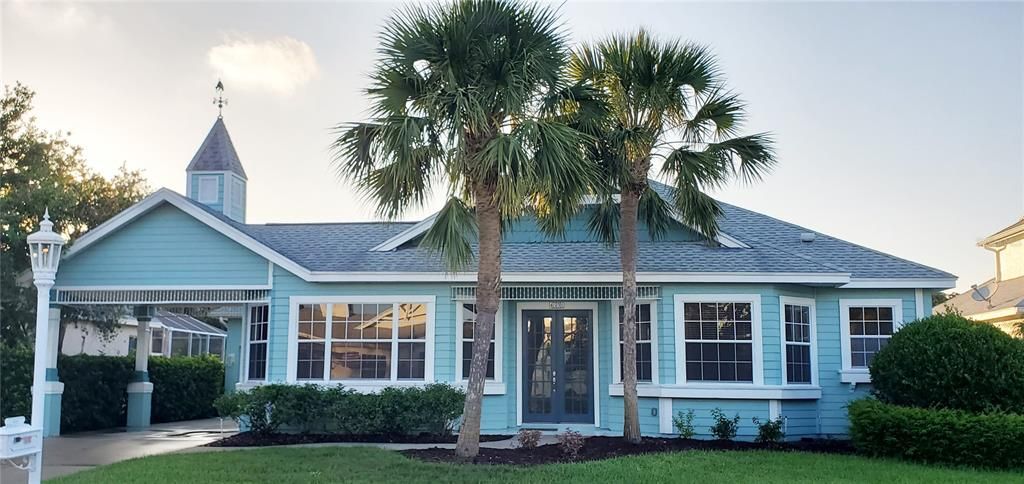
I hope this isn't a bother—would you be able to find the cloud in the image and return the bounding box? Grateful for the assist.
[8,1,114,35]
[207,35,320,96]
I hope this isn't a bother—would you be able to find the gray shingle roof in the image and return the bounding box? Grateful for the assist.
[185,118,247,179]
[182,184,953,280]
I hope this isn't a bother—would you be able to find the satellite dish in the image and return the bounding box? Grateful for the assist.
[971,285,991,302]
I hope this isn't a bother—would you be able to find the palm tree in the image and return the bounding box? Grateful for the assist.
[570,30,776,443]
[332,0,595,458]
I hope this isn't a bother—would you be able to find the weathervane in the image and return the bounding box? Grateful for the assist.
[213,80,227,118]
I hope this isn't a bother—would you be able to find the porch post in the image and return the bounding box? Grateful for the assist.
[43,306,64,437]
[126,306,154,430]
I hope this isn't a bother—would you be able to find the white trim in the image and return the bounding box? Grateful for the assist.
[915,289,925,319]
[674,294,764,385]
[127,382,154,394]
[53,284,271,290]
[610,300,659,385]
[370,213,438,251]
[658,398,673,434]
[843,278,956,289]
[454,302,504,384]
[302,271,851,284]
[778,296,818,386]
[838,298,904,381]
[514,301,600,427]
[285,296,436,384]
[608,383,821,400]
[62,188,314,279]
[968,306,1024,322]
[454,381,508,396]
[768,400,782,420]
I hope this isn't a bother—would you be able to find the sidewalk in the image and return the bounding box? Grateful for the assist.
[0,418,238,483]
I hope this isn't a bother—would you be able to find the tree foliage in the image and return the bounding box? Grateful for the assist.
[0,83,150,346]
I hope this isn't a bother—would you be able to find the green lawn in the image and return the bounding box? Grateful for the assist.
[50,447,1023,484]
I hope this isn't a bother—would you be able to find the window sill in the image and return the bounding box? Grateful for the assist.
[839,370,871,384]
[608,383,821,400]
[455,381,507,395]
[236,380,507,395]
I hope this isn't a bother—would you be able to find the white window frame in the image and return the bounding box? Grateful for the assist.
[243,303,270,382]
[286,296,436,388]
[455,302,503,383]
[611,300,659,384]
[197,175,219,203]
[779,296,818,386]
[674,294,764,385]
[839,298,903,383]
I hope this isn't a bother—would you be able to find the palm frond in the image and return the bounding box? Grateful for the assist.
[420,196,477,271]
[586,195,619,244]
[638,186,673,241]
[668,181,722,241]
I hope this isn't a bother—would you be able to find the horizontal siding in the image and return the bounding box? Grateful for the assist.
[56,203,268,286]
[670,399,770,440]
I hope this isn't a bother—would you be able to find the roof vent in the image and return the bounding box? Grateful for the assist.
[800,232,817,243]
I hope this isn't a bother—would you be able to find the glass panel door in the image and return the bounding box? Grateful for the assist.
[559,311,593,423]
[523,311,555,422]
[522,309,593,424]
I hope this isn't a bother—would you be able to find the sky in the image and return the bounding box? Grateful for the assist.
[2,1,1022,293]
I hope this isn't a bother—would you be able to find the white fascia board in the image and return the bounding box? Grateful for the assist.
[304,271,850,284]
[61,188,314,280]
[968,307,1024,322]
[842,277,957,289]
[370,212,438,252]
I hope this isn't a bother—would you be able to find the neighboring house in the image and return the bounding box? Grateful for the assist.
[939,218,1024,336]
[48,115,955,439]
[62,310,227,358]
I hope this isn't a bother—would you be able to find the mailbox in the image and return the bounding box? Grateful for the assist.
[0,416,42,459]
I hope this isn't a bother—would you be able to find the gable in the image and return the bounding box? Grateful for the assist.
[502,207,705,243]
[56,203,269,287]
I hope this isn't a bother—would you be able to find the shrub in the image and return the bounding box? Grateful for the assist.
[672,409,695,439]
[709,408,740,440]
[848,398,1024,468]
[870,312,1024,413]
[59,354,135,432]
[216,383,466,437]
[752,416,785,443]
[0,345,33,422]
[556,430,584,460]
[516,429,542,449]
[149,356,224,423]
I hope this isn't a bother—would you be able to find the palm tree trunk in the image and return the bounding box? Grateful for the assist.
[455,181,502,460]
[620,184,642,443]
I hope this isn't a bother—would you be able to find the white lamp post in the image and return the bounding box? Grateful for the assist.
[25,209,64,484]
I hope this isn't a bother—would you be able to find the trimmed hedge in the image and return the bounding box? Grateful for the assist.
[849,399,1024,468]
[869,313,1024,413]
[0,347,224,432]
[150,356,224,423]
[214,383,465,437]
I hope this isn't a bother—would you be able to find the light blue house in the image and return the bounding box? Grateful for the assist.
[46,116,955,439]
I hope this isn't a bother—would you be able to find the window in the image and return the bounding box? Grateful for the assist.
[209,337,224,358]
[197,175,219,203]
[151,328,164,355]
[679,297,761,383]
[247,305,269,381]
[459,304,495,380]
[127,336,137,354]
[290,299,433,382]
[840,299,902,375]
[297,304,326,380]
[781,297,815,385]
[614,303,656,383]
[170,331,189,356]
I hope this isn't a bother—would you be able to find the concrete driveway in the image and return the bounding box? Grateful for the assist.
[0,418,237,483]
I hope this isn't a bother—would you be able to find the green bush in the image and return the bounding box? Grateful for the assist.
[709,408,740,440]
[59,354,135,432]
[215,383,466,437]
[752,416,785,443]
[0,349,225,432]
[849,399,1024,468]
[149,356,225,423]
[870,313,1024,413]
[0,345,33,422]
[672,409,695,439]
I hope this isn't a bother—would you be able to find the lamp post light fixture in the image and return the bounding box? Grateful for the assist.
[23,209,65,484]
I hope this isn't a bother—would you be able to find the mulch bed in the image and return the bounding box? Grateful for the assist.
[402,436,855,466]
[206,432,513,447]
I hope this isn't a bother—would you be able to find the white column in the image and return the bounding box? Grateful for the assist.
[47,308,60,369]
[135,318,151,373]
[30,280,53,430]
